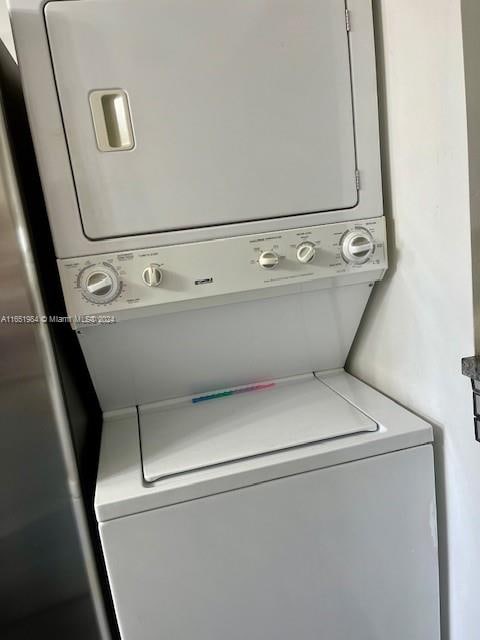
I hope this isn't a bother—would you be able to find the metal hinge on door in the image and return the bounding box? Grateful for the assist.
[345,9,351,32]
[355,170,361,190]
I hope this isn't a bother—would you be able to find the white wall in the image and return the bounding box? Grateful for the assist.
[349,2,479,639]
[462,0,480,352]
[0,1,14,58]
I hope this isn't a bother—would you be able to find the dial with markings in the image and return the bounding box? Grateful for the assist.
[341,229,375,265]
[80,263,122,304]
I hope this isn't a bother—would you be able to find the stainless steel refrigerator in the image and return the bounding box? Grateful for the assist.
[0,40,112,640]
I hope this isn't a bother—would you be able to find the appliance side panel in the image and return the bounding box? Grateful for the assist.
[100,445,440,640]
[78,284,373,409]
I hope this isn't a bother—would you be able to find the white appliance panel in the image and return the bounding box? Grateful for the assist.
[139,376,377,481]
[100,445,440,640]
[45,0,357,239]
[58,217,387,322]
[77,283,374,409]
[95,371,435,520]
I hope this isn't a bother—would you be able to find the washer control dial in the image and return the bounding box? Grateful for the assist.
[81,264,121,304]
[296,242,316,264]
[86,271,114,296]
[142,264,163,287]
[258,251,279,270]
[341,229,375,264]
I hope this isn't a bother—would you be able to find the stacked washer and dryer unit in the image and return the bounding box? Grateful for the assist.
[10,1,440,638]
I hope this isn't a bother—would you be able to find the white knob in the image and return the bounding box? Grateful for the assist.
[258,251,279,270]
[341,230,374,264]
[142,264,163,287]
[296,242,316,264]
[85,271,114,297]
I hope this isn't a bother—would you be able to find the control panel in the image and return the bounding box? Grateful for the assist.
[58,218,387,319]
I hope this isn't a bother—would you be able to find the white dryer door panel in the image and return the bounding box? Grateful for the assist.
[45,0,358,240]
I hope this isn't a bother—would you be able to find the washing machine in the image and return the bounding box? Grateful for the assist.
[96,371,439,640]
[52,216,439,640]
[8,0,440,638]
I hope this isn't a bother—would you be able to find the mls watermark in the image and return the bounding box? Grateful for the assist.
[0,315,116,325]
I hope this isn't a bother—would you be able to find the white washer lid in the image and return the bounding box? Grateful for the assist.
[139,375,378,482]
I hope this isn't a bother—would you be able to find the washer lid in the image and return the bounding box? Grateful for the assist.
[139,375,377,482]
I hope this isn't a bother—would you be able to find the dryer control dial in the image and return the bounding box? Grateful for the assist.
[296,242,316,264]
[341,229,375,265]
[86,271,114,296]
[142,264,163,287]
[81,265,121,304]
[258,251,279,270]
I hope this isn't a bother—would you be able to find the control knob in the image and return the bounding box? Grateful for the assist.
[296,242,316,264]
[80,263,122,304]
[85,271,114,297]
[142,264,163,287]
[258,251,279,270]
[341,229,375,265]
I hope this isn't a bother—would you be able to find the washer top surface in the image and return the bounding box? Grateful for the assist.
[139,375,377,482]
[95,371,434,522]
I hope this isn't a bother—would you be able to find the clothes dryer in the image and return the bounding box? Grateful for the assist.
[10,0,382,257]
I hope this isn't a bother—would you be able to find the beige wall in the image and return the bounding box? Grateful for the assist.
[349,2,478,639]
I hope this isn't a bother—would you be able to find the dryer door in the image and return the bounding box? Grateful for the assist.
[45,0,358,240]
